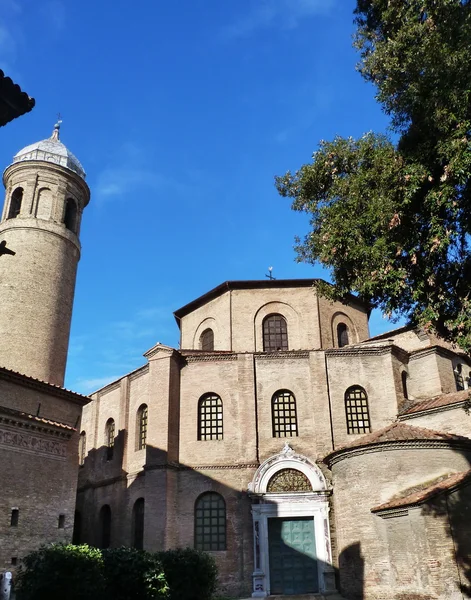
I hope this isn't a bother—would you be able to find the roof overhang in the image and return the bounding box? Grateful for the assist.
[0,70,35,127]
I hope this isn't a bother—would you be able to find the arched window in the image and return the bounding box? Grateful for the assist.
[337,323,349,347]
[99,505,111,549]
[263,314,288,352]
[272,390,298,438]
[345,386,371,434]
[200,328,214,351]
[64,198,78,233]
[136,405,148,450]
[454,364,465,391]
[105,418,115,461]
[401,371,409,399]
[72,510,82,545]
[194,492,226,551]
[198,394,223,440]
[79,431,86,466]
[132,498,145,550]
[8,187,22,219]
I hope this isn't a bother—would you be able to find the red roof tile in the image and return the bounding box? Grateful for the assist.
[372,470,471,512]
[399,390,470,416]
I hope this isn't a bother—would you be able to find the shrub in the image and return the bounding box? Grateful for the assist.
[102,547,168,600]
[158,548,218,600]
[15,544,105,600]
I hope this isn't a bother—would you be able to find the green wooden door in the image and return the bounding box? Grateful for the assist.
[268,517,318,595]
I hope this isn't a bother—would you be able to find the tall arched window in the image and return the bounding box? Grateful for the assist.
[79,431,86,466]
[136,404,148,450]
[263,314,288,352]
[200,328,214,351]
[337,323,349,347]
[72,510,82,545]
[198,394,223,440]
[455,364,465,391]
[194,492,226,551]
[272,390,298,437]
[132,498,145,550]
[8,187,23,219]
[64,198,78,233]
[401,371,409,399]
[105,418,115,461]
[99,505,111,549]
[345,386,371,434]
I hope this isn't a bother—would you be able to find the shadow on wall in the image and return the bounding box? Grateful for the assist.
[338,542,364,600]
[73,435,366,598]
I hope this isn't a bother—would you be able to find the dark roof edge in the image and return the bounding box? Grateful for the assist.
[173,279,367,322]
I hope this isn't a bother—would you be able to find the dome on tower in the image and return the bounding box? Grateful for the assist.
[11,120,86,179]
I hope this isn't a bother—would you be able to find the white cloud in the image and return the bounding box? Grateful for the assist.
[73,375,122,395]
[222,0,335,39]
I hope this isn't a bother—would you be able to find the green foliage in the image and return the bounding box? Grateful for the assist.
[276,0,471,350]
[103,547,168,600]
[158,548,218,600]
[15,544,105,600]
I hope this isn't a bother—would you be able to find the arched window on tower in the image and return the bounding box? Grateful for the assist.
[64,198,78,233]
[337,323,349,347]
[136,404,148,451]
[198,393,223,440]
[99,505,112,549]
[263,314,288,352]
[8,187,23,219]
[79,431,86,466]
[200,328,214,351]
[194,492,226,551]
[272,390,298,437]
[345,386,371,434]
[132,498,145,550]
[105,418,115,461]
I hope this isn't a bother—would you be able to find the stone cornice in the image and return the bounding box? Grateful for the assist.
[184,354,238,363]
[0,412,74,439]
[255,351,309,360]
[398,401,466,420]
[326,345,393,358]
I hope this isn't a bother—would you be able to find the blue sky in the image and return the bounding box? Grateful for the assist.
[1,0,399,394]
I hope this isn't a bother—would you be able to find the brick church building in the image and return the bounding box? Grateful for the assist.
[1,129,471,600]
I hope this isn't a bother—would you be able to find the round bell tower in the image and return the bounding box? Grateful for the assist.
[0,121,90,386]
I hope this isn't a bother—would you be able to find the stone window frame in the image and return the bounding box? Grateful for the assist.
[79,430,86,466]
[345,385,371,434]
[8,187,23,219]
[194,492,226,551]
[337,322,349,347]
[136,404,148,451]
[262,314,289,352]
[105,418,115,461]
[198,393,223,441]
[272,389,298,438]
[200,328,214,351]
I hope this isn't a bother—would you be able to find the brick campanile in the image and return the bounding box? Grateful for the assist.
[0,122,90,386]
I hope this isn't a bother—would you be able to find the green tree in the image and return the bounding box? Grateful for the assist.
[276,0,471,350]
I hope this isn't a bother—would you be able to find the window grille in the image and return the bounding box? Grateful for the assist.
[345,386,371,434]
[198,394,223,440]
[337,323,349,347]
[200,328,214,351]
[105,419,115,460]
[195,492,226,551]
[272,390,298,437]
[136,405,148,450]
[263,314,288,352]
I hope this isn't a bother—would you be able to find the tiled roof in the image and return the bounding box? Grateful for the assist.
[399,390,470,416]
[0,365,90,404]
[0,404,76,431]
[371,470,471,512]
[324,422,471,465]
[365,324,415,342]
[0,70,35,126]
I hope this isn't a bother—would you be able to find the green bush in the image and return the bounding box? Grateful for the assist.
[15,544,105,600]
[103,547,168,600]
[158,548,218,600]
